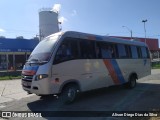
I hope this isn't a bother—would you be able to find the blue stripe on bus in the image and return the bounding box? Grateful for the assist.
[23,66,39,71]
[103,59,120,84]
[110,59,126,84]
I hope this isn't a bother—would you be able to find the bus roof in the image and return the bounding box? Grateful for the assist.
[50,31,147,47]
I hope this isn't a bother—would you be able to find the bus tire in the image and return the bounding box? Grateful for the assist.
[60,84,79,104]
[126,75,137,89]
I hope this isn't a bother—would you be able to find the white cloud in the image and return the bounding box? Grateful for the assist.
[51,4,61,13]
[0,28,5,32]
[58,16,67,24]
[71,10,77,16]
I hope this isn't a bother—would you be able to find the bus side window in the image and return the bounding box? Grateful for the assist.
[79,39,96,59]
[111,44,117,58]
[117,44,127,58]
[95,42,102,59]
[53,38,79,64]
[98,42,115,59]
[130,46,138,59]
[137,47,142,58]
[141,46,148,58]
[125,45,131,58]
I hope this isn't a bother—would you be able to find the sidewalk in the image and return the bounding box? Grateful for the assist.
[151,69,160,74]
[0,79,33,109]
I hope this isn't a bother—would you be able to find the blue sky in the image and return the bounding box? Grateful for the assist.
[0,0,160,43]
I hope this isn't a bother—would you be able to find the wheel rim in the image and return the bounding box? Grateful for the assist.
[67,88,76,101]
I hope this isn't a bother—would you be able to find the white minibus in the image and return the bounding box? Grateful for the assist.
[22,31,151,103]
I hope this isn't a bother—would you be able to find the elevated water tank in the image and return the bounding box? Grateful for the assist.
[39,8,59,40]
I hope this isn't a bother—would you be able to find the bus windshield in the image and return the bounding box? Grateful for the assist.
[27,35,59,63]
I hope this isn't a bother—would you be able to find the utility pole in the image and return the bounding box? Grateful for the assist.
[122,26,133,39]
[142,19,147,44]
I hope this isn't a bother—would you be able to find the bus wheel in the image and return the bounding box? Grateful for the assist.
[61,85,79,104]
[126,76,137,89]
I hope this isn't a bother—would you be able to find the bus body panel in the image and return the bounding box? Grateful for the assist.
[50,58,151,94]
[51,59,110,93]
[116,59,151,80]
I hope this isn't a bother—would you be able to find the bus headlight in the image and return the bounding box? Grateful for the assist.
[35,74,48,80]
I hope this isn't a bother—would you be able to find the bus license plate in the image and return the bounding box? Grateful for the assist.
[22,81,31,86]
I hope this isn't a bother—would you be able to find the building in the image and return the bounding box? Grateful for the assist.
[0,38,39,70]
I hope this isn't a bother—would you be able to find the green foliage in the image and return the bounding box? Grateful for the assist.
[152,63,160,69]
[0,76,21,80]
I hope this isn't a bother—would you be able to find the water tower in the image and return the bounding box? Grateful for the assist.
[39,8,59,40]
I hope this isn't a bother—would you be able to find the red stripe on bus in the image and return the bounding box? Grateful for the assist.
[22,70,36,75]
[103,59,120,84]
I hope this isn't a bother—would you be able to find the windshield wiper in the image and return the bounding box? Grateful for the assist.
[39,60,48,63]
[27,59,48,64]
[26,58,39,63]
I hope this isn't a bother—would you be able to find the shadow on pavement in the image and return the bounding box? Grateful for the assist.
[27,82,160,119]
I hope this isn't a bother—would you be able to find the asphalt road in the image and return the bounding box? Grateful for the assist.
[0,69,160,120]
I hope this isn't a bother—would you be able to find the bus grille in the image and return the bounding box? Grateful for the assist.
[21,75,33,89]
